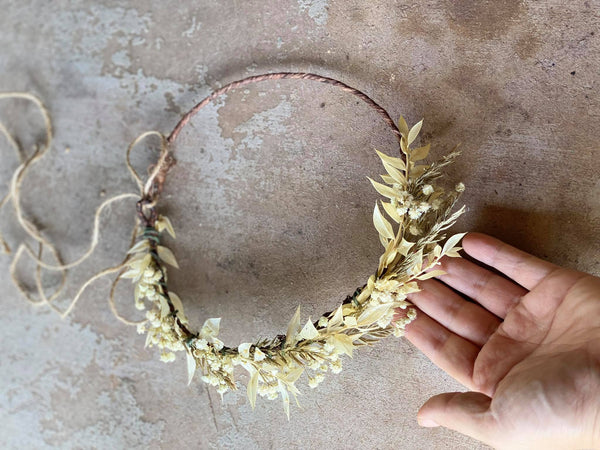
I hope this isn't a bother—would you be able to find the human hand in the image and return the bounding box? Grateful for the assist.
[403,232,600,449]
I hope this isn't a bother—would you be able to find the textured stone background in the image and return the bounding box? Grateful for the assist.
[1,1,599,449]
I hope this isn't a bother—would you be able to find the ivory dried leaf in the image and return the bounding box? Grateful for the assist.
[278,380,291,420]
[299,318,319,340]
[380,174,395,184]
[158,295,171,318]
[376,149,406,171]
[129,253,152,273]
[121,268,141,280]
[157,245,179,268]
[186,350,197,385]
[127,239,150,255]
[169,292,188,323]
[285,305,302,346]
[378,239,396,270]
[385,248,399,266]
[416,269,446,280]
[411,143,431,162]
[373,203,395,240]
[357,303,392,326]
[161,215,176,239]
[410,164,429,178]
[342,304,355,315]
[378,233,388,248]
[283,366,304,384]
[247,370,259,409]
[356,283,373,304]
[381,201,403,223]
[382,161,406,184]
[368,177,398,199]
[331,334,355,357]
[328,304,344,330]
[344,316,357,327]
[201,317,221,338]
[398,116,409,137]
[413,248,424,273]
[442,233,467,255]
[398,238,415,257]
[400,138,409,155]
[407,119,423,146]
[446,247,462,257]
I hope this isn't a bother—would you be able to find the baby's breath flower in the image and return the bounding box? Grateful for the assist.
[372,289,394,304]
[409,224,421,235]
[254,348,266,361]
[418,202,431,213]
[455,182,465,192]
[308,359,322,370]
[160,351,176,363]
[396,206,409,215]
[212,338,224,351]
[377,310,395,328]
[238,342,252,359]
[392,326,405,337]
[422,184,434,195]
[330,360,343,374]
[409,208,424,220]
[397,300,409,309]
[194,338,209,351]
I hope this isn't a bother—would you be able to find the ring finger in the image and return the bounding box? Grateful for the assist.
[408,278,502,346]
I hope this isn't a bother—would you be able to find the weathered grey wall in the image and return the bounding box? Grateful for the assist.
[1,1,598,448]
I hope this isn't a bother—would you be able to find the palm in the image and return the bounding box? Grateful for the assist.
[404,232,600,448]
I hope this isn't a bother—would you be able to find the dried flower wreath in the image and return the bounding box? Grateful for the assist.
[0,73,465,418]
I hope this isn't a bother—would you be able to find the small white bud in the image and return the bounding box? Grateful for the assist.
[422,184,434,195]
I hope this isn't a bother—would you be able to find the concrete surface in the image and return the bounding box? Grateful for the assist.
[1,1,599,449]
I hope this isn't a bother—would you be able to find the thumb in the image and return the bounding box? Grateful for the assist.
[418,391,496,444]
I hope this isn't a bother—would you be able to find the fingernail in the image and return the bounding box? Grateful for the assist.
[418,417,439,427]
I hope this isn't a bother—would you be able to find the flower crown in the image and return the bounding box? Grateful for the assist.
[1,73,465,418]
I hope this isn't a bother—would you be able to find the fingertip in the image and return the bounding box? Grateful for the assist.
[416,400,434,426]
[417,416,439,427]
[417,392,494,442]
[461,232,495,257]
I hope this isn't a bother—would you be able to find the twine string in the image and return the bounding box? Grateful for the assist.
[0,93,146,323]
[1,72,401,326]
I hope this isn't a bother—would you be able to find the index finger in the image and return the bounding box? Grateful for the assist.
[462,233,559,291]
